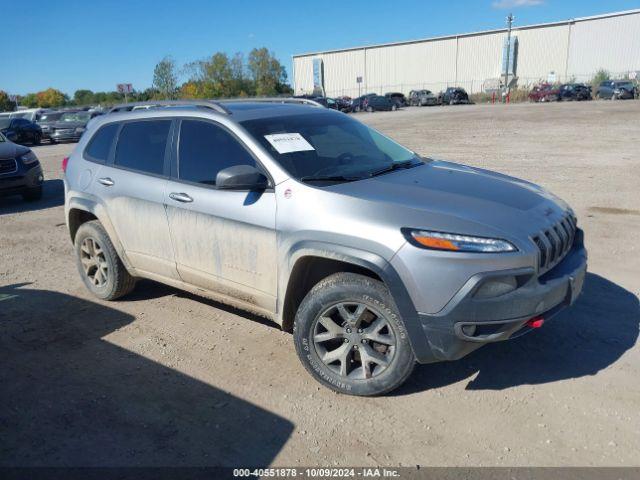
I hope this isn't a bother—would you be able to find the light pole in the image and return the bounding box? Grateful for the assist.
[504,13,515,103]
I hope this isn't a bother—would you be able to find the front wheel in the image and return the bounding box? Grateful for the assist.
[294,273,415,396]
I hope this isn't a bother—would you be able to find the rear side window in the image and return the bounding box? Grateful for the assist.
[115,120,171,175]
[85,123,119,163]
[178,120,256,185]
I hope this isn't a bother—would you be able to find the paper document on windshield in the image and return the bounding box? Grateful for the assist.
[264,133,315,154]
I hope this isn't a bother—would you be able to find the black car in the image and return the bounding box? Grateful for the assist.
[364,95,397,112]
[385,92,407,107]
[438,87,470,105]
[335,97,352,113]
[312,97,339,110]
[37,111,65,143]
[0,118,43,145]
[50,111,101,143]
[558,83,592,101]
[596,80,637,100]
[0,132,44,201]
[351,93,377,112]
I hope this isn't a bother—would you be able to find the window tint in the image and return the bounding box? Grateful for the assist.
[85,123,119,163]
[115,120,171,175]
[178,120,256,185]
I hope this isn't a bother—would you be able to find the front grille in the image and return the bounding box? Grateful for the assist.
[55,128,74,134]
[0,158,17,175]
[532,214,577,273]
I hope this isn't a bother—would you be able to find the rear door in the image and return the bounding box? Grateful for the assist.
[94,119,179,280]
[164,118,277,314]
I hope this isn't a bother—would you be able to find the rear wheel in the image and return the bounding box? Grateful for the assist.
[74,220,136,300]
[294,273,415,396]
[33,133,41,145]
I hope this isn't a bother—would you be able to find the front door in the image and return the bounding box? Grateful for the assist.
[165,118,277,314]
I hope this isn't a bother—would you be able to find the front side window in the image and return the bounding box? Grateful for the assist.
[178,120,256,185]
[115,120,171,175]
[85,123,119,163]
[241,111,421,183]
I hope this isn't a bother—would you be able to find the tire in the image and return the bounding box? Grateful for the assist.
[74,220,136,300]
[33,133,41,145]
[391,104,397,111]
[50,138,57,144]
[366,106,374,113]
[293,272,416,396]
[22,185,43,202]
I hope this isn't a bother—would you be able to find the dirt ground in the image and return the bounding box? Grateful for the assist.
[1,100,638,468]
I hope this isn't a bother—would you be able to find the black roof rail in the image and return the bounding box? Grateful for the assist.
[107,100,230,115]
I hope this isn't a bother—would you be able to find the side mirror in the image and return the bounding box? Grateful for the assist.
[216,165,269,190]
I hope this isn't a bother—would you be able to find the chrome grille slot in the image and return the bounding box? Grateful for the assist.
[533,214,577,273]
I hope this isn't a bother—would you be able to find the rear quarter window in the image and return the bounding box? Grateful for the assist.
[84,123,119,164]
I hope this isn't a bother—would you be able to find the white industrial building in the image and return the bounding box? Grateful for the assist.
[292,9,640,98]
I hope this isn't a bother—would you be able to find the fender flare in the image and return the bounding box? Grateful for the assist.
[280,241,431,361]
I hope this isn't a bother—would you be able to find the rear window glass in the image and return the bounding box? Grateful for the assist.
[85,123,119,163]
[115,120,171,175]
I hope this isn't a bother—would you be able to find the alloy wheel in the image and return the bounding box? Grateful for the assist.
[80,237,109,287]
[312,302,396,380]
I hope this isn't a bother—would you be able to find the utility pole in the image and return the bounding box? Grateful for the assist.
[504,13,515,103]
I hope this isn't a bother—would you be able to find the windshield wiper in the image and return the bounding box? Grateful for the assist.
[367,159,422,178]
[300,174,363,183]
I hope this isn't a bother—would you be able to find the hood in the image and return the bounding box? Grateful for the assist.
[0,140,29,159]
[325,160,570,243]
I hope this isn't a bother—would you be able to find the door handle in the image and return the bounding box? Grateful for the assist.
[169,192,193,203]
[98,177,114,186]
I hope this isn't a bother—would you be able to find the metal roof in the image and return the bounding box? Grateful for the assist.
[293,9,640,58]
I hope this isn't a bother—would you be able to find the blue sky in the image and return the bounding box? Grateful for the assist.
[2,0,639,96]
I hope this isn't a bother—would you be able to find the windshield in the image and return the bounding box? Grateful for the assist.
[60,112,90,122]
[0,118,11,129]
[40,112,64,122]
[241,112,421,183]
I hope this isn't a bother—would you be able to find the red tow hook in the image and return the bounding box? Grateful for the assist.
[526,316,545,328]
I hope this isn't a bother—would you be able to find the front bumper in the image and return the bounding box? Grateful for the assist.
[0,163,44,196]
[51,130,83,142]
[412,230,587,363]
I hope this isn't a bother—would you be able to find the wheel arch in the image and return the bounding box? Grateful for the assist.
[278,242,429,361]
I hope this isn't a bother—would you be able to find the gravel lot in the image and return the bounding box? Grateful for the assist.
[1,100,638,467]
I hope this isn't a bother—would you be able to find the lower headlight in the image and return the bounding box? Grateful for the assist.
[75,127,86,133]
[405,229,517,253]
[19,151,39,165]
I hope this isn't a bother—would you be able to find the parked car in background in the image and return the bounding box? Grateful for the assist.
[529,83,560,102]
[0,117,43,145]
[313,97,339,110]
[438,87,470,105]
[365,95,397,112]
[335,97,353,113]
[558,83,592,101]
[0,132,44,201]
[0,108,49,123]
[50,111,102,143]
[408,90,438,106]
[596,80,637,100]
[351,93,376,112]
[385,92,407,108]
[37,111,65,143]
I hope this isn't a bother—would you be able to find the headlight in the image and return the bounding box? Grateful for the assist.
[19,151,39,165]
[405,229,517,253]
[75,127,86,133]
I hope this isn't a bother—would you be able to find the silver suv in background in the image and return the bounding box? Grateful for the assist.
[64,99,587,396]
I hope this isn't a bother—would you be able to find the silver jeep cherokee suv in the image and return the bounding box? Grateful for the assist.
[64,99,588,396]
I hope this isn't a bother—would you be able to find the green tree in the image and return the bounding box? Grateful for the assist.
[153,56,178,99]
[36,88,67,108]
[74,89,95,106]
[20,93,38,108]
[0,90,16,111]
[247,48,288,96]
